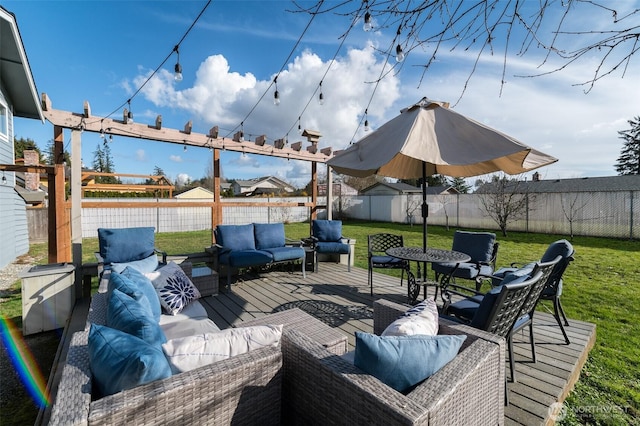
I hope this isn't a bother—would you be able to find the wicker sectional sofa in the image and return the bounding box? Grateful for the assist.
[279,299,506,426]
[50,289,504,425]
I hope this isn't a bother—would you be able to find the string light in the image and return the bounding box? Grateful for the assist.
[1,172,6,185]
[297,116,302,134]
[395,44,405,62]
[126,100,133,124]
[364,109,370,132]
[363,11,372,31]
[273,76,280,106]
[174,45,183,81]
[318,81,324,105]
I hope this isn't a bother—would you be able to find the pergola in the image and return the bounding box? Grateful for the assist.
[39,93,336,271]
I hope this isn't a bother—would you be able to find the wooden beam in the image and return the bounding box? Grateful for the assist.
[155,115,162,130]
[184,120,192,135]
[83,101,91,118]
[42,104,332,163]
[0,164,55,173]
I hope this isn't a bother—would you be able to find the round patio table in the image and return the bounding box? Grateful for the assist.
[386,247,471,304]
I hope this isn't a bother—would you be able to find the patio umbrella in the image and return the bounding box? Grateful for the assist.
[328,98,557,252]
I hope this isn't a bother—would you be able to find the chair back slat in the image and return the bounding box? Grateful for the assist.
[482,269,546,337]
[368,233,404,254]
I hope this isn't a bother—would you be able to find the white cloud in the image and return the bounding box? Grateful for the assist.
[175,173,191,186]
[139,45,401,151]
[135,149,146,161]
[169,155,183,163]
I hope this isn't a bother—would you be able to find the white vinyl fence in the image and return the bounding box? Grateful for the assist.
[28,191,637,240]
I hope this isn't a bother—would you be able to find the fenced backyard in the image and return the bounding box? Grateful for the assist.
[27,190,639,241]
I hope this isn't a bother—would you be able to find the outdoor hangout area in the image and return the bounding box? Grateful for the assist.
[10,220,637,426]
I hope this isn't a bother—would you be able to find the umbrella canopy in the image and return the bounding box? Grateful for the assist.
[328,98,557,179]
[328,98,558,260]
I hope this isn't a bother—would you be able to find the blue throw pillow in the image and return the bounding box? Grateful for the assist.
[107,288,166,346]
[98,227,156,264]
[88,323,172,397]
[108,271,160,322]
[121,266,162,321]
[254,223,285,249]
[353,332,466,393]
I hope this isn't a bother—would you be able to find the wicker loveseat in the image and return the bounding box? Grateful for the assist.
[213,223,306,290]
[278,299,506,426]
[48,264,283,426]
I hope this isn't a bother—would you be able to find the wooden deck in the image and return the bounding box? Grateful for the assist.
[199,263,595,426]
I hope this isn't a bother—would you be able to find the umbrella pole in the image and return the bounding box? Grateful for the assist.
[421,162,428,283]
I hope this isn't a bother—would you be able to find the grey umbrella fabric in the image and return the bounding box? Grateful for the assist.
[328,98,557,179]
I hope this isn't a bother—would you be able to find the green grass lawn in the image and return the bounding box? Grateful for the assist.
[1,221,638,425]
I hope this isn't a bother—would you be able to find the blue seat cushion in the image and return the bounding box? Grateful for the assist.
[492,262,536,286]
[316,241,350,254]
[371,255,404,266]
[221,250,273,267]
[254,223,285,250]
[452,231,495,263]
[447,298,482,321]
[513,313,532,331]
[432,262,480,279]
[353,332,467,393]
[111,253,159,275]
[541,240,573,263]
[541,278,563,297]
[88,324,172,397]
[216,224,256,251]
[313,220,343,242]
[264,246,304,262]
[98,227,156,264]
[107,288,166,346]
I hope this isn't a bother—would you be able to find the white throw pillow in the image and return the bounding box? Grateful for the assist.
[381,298,439,337]
[162,324,283,374]
[146,262,201,315]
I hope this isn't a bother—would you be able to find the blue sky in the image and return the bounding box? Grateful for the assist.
[7,0,640,188]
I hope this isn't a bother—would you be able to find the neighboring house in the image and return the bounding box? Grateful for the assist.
[318,182,358,196]
[361,181,460,195]
[0,7,44,269]
[476,175,640,194]
[175,186,213,199]
[231,176,295,196]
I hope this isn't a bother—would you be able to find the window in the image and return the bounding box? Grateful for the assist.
[0,104,7,138]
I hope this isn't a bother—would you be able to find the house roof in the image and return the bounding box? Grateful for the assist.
[175,186,213,198]
[234,176,295,191]
[361,181,422,194]
[477,175,640,193]
[0,7,43,121]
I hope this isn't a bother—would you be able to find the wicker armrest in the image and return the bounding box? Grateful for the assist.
[282,320,504,426]
[50,331,283,425]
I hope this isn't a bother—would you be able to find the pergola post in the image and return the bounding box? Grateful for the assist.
[71,129,83,297]
[326,164,333,220]
[211,148,221,243]
[49,125,71,263]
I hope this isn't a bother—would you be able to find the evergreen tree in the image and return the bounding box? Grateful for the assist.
[44,139,70,165]
[615,117,640,175]
[451,177,471,194]
[14,137,44,162]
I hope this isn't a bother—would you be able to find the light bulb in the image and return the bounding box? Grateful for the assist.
[318,92,324,105]
[364,119,370,132]
[274,90,280,106]
[395,44,405,62]
[363,12,372,31]
[174,63,183,81]
[128,110,134,123]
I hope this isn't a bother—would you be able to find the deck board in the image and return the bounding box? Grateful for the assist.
[199,263,595,426]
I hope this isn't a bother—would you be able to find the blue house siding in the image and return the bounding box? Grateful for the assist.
[0,90,29,269]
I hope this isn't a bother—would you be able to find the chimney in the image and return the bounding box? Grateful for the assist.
[24,150,40,191]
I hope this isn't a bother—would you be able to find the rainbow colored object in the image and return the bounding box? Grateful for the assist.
[0,315,50,408]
